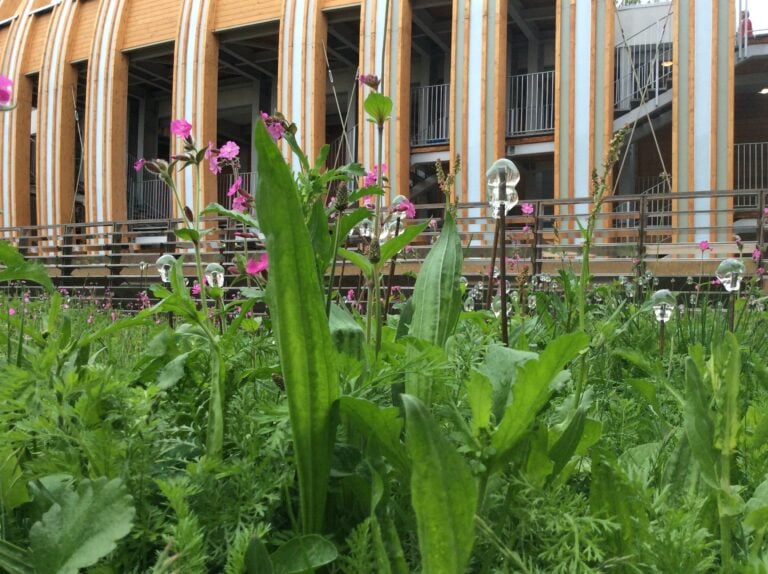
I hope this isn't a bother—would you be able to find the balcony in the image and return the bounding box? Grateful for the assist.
[734,142,768,210]
[127,155,172,222]
[506,71,555,138]
[411,84,449,147]
[614,13,673,114]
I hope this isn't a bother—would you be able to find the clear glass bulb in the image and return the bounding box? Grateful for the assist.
[486,158,520,218]
[205,263,225,288]
[651,289,676,323]
[716,258,745,293]
[155,254,176,283]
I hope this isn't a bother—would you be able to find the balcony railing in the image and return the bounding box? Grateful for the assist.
[506,71,555,137]
[615,13,673,113]
[411,84,449,147]
[4,190,766,308]
[735,142,768,210]
[127,154,172,221]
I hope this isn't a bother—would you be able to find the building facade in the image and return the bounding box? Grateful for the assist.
[0,0,763,242]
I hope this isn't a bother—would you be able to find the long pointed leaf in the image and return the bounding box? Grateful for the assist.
[254,121,339,533]
[402,394,477,574]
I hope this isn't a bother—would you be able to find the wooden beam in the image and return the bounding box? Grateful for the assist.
[412,12,450,53]
[508,0,538,42]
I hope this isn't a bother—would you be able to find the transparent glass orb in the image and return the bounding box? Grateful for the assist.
[527,294,537,310]
[204,263,226,289]
[715,258,746,293]
[463,297,475,312]
[155,254,176,283]
[486,158,520,218]
[651,289,676,323]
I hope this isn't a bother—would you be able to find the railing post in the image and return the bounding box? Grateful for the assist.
[637,195,647,279]
[530,203,540,277]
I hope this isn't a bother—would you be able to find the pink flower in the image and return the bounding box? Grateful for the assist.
[232,194,247,213]
[698,240,711,252]
[764,207,768,216]
[7,307,14,316]
[712,277,722,286]
[521,202,534,215]
[219,140,240,161]
[346,288,356,302]
[170,119,192,139]
[394,198,416,218]
[260,112,285,141]
[204,141,216,160]
[133,158,145,172]
[753,248,762,262]
[209,154,221,175]
[191,283,201,296]
[363,164,387,187]
[758,267,766,276]
[358,74,381,89]
[0,75,12,105]
[404,244,413,254]
[246,253,269,275]
[363,195,375,209]
[228,176,242,197]
[522,225,531,233]
[111,311,116,322]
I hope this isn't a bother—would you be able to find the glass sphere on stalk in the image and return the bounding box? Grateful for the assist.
[486,158,520,218]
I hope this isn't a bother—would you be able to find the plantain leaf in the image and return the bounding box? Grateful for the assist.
[338,397,408,475]
[244,537,273,574]
[547,407,587,484]
[29,477,135,574]
[744,476,768,534]
[489,332,588,473]
[402,394,477,574]
[406,212,463,403]
[683,356,719,489]
[271,535,338,574]
[465,370,493,435]
[0,448,30,513]
[254,121,339,533]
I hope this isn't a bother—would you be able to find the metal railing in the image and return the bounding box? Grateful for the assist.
[615,13,673,113]
[411,84,449,147]
[1,190,765,306]
[506,71,555,137]
[127,178,173,222]
[735,142,768,211]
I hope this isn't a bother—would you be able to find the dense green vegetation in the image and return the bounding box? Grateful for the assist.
[0,95,767,574]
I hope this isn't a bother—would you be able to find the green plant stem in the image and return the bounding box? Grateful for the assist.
[206,341,226,459]
[193,163,209,317]
[719,452,732,574]
[369,122,386,355]
[326,211,343,317]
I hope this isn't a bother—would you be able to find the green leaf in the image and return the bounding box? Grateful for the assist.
[270,535,338,574]
[489,332,588,473]
[402,394,477,574]
[202,202,261,229]
[683,356,719,489]
[338,397,408,475]
[363,92,394,124]
[478,344,538,422]
[744,476,768,534]
[547,408,586,483]
[307,200,332,278]
[173,227,200,243]
[406,212,463,403]
[156,351,191,390]
[712,331,741,455]
[254,121,339,533]
[337,248,373,280]
[29,477,135,574]
[0,539,33,574]
[379,221,428,263]
[329,303,365,361]
[0,448,30,512]
[0,241,54,293]
[244,537,274,574]
[338,207,373,242]
[464,370,493,435]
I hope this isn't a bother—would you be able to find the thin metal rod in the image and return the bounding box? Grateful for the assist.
[383,216,402,318]
[486,221,500,309]
[499,205,508,346]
